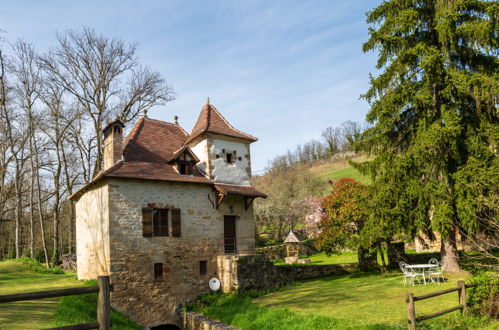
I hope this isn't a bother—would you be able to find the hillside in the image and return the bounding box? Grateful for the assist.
[307,154,369,195]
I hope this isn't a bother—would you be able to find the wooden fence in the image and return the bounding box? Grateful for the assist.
[0,275,111,330]
[406,280,477,330]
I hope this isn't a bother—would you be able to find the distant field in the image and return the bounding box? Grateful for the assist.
[308,154,370,194]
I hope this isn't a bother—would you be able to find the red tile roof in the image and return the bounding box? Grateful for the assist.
[70,111,265,201]
[123,117,189,162]
[185,103,257,144]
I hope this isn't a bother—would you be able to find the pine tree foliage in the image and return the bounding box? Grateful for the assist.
[355,0,498,270]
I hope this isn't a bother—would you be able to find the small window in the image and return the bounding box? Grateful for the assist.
[199,261,207,275]
[226,153,233,164]
[154,263,163,280]
[179,161,193,175]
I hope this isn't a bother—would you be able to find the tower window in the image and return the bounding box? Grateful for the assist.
[226,153,233,164]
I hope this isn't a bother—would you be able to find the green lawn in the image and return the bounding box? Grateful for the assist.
[273,250,390,266]
[0,260,85,329]
[0,259,139,330]
[255,272,473,328]
[192,271,496,329]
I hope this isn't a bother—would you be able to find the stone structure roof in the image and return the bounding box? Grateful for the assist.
[70,104,266,200]
[284,231,300,243]
[185,103,258,144]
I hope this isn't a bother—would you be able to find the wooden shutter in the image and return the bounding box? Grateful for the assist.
[142,208,152,237]
[171,208,181,237]
[152,209,159,236]
[159,209,169,236]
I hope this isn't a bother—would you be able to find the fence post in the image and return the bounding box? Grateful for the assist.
[97,276,111,330]
[406,293,416,330]
[457,280,466,314]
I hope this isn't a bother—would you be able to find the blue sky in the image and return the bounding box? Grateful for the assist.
[1,0,380,172]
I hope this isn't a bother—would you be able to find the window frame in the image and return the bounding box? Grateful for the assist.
[142,208,169,237]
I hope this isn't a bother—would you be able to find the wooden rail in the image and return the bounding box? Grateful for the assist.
[406,280,477,330]
[0,275,111,330]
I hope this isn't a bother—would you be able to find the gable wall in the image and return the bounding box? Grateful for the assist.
[191,135,252,186]
[75,182,110,280]
[106,178,255,327]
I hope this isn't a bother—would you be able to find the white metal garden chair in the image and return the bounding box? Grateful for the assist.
[428,259,443,284]
[399,262,424,286]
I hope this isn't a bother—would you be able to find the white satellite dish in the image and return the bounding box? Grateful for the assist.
[209,277,221,291]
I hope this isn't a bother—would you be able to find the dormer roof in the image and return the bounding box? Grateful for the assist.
[185,103,257,144]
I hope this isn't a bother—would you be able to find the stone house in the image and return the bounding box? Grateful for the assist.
[70,101,266,328]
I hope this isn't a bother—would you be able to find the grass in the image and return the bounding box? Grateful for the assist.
[51,285,140,330]
[273,250,390,266]
[0,260,85,329]
[308,154,370,195]
[0,259,139,330]
[255,272,472,327]
[192,271,496,329]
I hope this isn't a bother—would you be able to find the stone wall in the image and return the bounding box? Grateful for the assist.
[414,231,497,253]
[106,178,255,327]
[181,312,236,330]
[75,181,110,279]
[218,254,356,292]
[62,253,77,271]
[256,243,318,260]
[75,177,257,328]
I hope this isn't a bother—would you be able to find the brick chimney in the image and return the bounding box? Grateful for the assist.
[102,119,125,170]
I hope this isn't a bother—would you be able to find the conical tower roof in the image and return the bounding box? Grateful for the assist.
[185,100,258,144]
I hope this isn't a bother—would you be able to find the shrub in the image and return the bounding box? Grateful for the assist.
[467,271,498,319]
[16,257,65,274]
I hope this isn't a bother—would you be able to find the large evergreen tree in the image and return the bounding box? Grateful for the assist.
[356,0,498,271]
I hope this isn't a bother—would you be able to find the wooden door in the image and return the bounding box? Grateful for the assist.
[224,216,237,253]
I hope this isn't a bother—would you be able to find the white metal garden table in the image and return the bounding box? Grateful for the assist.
[405,264,434,285]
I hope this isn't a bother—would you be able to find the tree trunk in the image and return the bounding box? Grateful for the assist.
[358,246,379,272]
[34,141,50,268]
[440,225,460,272]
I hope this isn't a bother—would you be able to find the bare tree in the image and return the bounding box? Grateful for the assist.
[1,49,30,258]
[40,28,174,177]
[38,74,78,265]
[10,40,41,259]
[341,120,362,152]
[322,126,343,155]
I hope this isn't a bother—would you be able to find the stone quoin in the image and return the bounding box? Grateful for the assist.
[70,100,266,327]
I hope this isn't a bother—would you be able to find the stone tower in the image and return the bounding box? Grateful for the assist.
[186,100,257,186]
